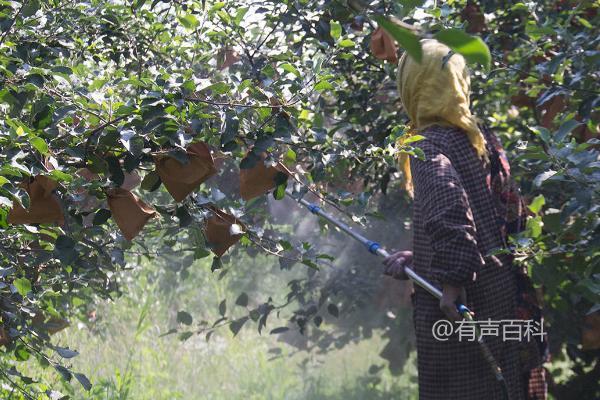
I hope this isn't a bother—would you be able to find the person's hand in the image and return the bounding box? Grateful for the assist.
[440,283,468,321]
[382,250,413,280]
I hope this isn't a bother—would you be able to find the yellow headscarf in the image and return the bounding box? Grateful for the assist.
[395,39,488,196]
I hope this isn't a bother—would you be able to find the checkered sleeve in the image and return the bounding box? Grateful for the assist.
[410,140,485,286]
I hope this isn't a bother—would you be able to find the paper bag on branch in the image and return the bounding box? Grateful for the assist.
[155,142,217,202]
[121,170,141,191]
[8,176,64,225]
[76,168,141,226]
[370,27,398,63]
[239,153,291,201]
[538,94,566,129]
[0,325,10,346]
[107,188,156,240]
[203,206,245,257]
[582,311,600,351]
[32,312,69,335]
[218,47,241,70]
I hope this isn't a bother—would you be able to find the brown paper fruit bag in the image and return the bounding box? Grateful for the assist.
[121,170,142,191]
[155,142,217,202]
[370,27,398,63]
[32,312,70,335]
[204,206,245,257]
[107,188,156,240]
[218,47,241,70]
[239,154,291,201]
[8,176,64,225]
[0,325,10,346]
[582,311,600,351]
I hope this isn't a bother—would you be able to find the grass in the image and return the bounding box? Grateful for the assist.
[28,255,418,400]
[47,297,417,400]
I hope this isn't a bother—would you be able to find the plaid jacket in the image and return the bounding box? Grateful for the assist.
[409,125,540,400]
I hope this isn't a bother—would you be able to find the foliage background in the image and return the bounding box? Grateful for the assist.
[0,0,598,399]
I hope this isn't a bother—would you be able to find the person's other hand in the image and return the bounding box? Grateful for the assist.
[440,284,467,321]
[382,250,413,280]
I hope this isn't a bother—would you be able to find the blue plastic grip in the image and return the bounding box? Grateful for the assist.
[366,241,381,254]
[456,303,470,315]
[307,204,321,214]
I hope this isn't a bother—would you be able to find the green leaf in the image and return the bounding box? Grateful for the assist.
[402,134,426,144]
[55,235,77,264]
[398,0,425,11]
[235,292,248,307]
[211,256,223,271]
[531,127,551,143]
[284,149,296,163]
[526,215,543,238]
[270,327,289,334]
[74,372,92,391]
[14,277,32,296]
[15,347,31,361]
[55,235,76,252]
[234,7,248,26]
[209,2,226,13]
[533,170,557,187]
[327,303,339,318]
[194,247,211,260]
[280,63,300,77]
[412,147,426,161]
[314,80,333,91]
[434,29,491,69]
[576,17,593,29]
[229,316,248,336]
[178,14,200,30]
[528,194,546,214]
[176,206,193,228]
[221,112,239,146]
[338,39,355,48]
[92,209,111,226]
[330,21,342,40]
[511,3,529,11]
[273,183,286,200]
[49,170,72,183]
[372,16,422,63]
[22,0,40,17]
[54,346,79,359]
[120,130,144,157]
[542,212,561,233]
[26,73,45,87]
[52,66,73,76]
[219,299,227,316]
[141,171,161,192]
[177,311,193,326]
[54,365,72,382]
[555,119,581,142]
[30,136,49,155]
[202,82,230,95]
[274,114,292,138]
[159,328,177,338]
[301,259,319,269]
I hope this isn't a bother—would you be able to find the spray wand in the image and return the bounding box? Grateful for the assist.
[285,189,509,400]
